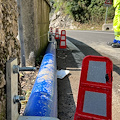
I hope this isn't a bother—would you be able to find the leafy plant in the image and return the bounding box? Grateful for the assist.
[51,0,114,23]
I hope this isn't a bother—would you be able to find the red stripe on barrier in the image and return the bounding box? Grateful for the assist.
[56,28,59,32]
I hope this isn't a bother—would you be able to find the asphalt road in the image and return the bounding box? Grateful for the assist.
[66,30,120,60]
[65,30,120,120]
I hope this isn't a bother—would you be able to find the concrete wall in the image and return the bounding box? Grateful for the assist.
[20,0,50,66]
[0,0,20,119]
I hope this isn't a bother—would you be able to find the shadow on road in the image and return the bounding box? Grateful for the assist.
[66,36,120,75]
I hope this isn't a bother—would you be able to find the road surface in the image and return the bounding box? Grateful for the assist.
[67,30,120,60]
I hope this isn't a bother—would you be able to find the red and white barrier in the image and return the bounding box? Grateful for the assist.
[50,27,53,34]
[74,55,113,120]
[55,28,59,39]
[60,30,66,49]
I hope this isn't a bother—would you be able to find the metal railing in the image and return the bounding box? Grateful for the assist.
[23,36,57,118]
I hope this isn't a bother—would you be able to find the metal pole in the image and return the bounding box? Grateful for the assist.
[105,6,108,24]
[17,0,26,67]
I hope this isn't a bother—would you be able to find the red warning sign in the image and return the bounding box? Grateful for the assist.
[74,55,113,120]
[104,0,112,6]
[60,30,66,49]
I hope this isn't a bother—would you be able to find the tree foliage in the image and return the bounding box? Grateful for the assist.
[50,0,114,23]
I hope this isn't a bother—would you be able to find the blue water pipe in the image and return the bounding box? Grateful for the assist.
[23,37,57,117]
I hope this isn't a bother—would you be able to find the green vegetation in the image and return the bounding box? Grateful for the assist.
[50,0,114,23]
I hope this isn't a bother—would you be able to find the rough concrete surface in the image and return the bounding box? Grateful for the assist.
[20,0,50,66]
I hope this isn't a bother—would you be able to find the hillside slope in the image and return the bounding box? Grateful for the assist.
[50,0,114,30]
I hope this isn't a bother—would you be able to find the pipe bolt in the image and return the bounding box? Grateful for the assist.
[13,65,36,73]
[13,95,25,104]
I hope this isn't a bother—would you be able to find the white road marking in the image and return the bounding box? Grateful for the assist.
[67,30,114,35]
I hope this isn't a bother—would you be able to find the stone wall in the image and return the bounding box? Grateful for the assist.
[0,0,20,119]
[20,0,50,66]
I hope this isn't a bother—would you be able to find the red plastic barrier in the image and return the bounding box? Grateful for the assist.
[50,27,53,34]
[74,55,113,120]
[55,28,59,34]
[55,28,59,39]
[60,30,66,49]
